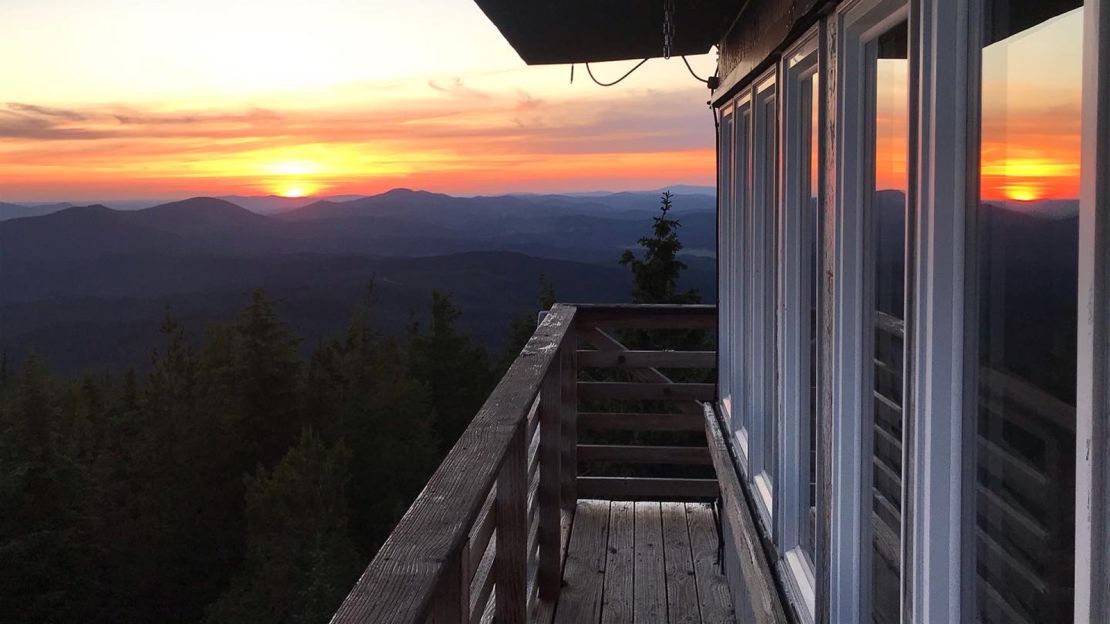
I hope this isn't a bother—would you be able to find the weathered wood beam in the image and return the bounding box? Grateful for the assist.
[702,403,789,623]
[577,381,716,402]
[577,349,717,369]
[572,303,718,329]
[577,326,707,416]
[577,476,719,499]
[495,425,528,623]
[577,443,712,465]
[537,351,562,600]
[559,342,578,515]
[577,411,705,432]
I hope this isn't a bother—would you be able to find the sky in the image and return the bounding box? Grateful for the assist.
[0,2,1083,204]
[0,0,718,202]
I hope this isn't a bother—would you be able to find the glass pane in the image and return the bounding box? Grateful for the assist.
[733,104,751,439]
[869,20,909,624]
[757,88,778,486]
[803,69,820,561]
[973,3,1082,622]
[720,111,734,419]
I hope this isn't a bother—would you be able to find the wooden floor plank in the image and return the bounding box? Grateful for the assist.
[662,502,700,624]
[634,502,667,623]
[686,503,736,623]
[553,500,610,624]
[601,501,635,624]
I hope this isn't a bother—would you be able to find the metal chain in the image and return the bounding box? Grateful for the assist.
[663,0,676,59]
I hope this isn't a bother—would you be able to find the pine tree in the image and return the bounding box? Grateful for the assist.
[410,291,495,452]
[0,356,93,622]
[233,290,302,467]
[497,274,558,375]
[205,430,360,624]
[619,191,701,305]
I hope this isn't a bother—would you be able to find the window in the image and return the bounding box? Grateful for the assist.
[719,103,735,426]
[733,96,753,462]
[831,1,910,620]
[750,71,779,524]
[968,2,1084,622]
[867,20,910,624]
[778,28,821,622]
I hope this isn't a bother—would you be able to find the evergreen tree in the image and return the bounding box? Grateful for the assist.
[302,287,439,555]
[232,290,302,468]
[619,192,705,353]
[497,274,558,375]
[619,191,701,305]
[0,355,93,622]
[410,291,495,452]
[205,430,360,624]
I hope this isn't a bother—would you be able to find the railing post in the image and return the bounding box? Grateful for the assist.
[429,545,469,623]
[495,423,528,623]
[560,336,578,515]
[537,350,563,600]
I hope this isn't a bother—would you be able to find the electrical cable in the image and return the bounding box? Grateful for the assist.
[584,58,649,87]
[682,55,709,84]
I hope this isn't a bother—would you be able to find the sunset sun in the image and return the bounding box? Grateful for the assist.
[274,182,316,198]
[1004,184,1041,202]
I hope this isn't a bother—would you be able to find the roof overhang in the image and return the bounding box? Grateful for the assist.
[473,0,737,65]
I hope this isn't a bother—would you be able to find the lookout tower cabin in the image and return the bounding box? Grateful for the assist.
[331,1,1109,623]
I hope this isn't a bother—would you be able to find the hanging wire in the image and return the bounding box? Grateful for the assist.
[584,58,649,87]
[681,55,709,84]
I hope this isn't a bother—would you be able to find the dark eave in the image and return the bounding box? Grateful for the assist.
[473,0,738,65]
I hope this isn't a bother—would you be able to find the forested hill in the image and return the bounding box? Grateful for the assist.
[0,290,500,623]
[0,189,717,374]
[0,189,713,624]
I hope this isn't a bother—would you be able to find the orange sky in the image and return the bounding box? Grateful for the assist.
[0,2,1082,204]
[0,0,716,202]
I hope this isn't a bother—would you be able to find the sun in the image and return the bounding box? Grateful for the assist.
[272,180,321,198]
[278,184,309,198]
[1004,183,1041,202]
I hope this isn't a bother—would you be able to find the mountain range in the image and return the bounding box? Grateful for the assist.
[0,188,717,373]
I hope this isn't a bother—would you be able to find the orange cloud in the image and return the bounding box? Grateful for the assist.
[0,87,713,201]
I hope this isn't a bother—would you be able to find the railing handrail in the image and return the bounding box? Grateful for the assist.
[330,304,577,624]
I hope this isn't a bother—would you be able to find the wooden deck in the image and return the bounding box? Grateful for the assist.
[549,499,735,624]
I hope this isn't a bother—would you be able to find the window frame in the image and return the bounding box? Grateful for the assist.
[776,26,822,624]
[830,0,912,620]
[748,68,780,528]
[732,92,754,469]
[1074,0,1110,619]
[719,101,736,432]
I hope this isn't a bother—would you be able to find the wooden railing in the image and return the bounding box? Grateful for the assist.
[574,304,719,500]
[330,303,718,624]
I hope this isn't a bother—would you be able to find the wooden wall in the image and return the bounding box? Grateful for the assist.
[714,0,828,104]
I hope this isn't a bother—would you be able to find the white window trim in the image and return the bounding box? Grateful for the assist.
[1074,0,1109,620]
[776,25,821,624]
[749,69,780,528]
[831,0,911,621]
[905,0,971,621]
[733,93,754,470]
[719,101,735,430]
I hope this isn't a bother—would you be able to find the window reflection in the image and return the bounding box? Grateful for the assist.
[803,69,820,562]
[972,3,1082,622]
[870,20,908,624]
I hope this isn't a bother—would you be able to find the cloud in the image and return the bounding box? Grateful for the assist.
[427,77,490,99]
[6,102,89,121]
[0,85,715,198]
